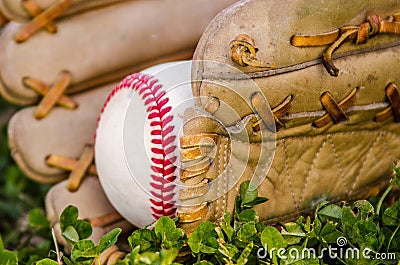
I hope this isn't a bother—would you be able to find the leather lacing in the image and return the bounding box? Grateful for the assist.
[229,34,274,68]
[43,107,125,263]
[251,93,294,131]
[291,13,400,76]
[46,145,125,264]
[46,144,95,192]
[375,83,400,122]
[178,82,400,223]
[251,88,358,131]
[23,70,95,192]
[14,2,142,261]
[23,70,77,119]
[253,83,400,131]
[178,134,219,223]
[14,0,72,43]
[228,13,400,131]
[312,88,358,128]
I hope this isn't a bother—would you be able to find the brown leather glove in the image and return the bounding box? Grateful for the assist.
[177,0,400,231]
[3,0,239,262]
[0,0,124,26]
[0,0,238,106]
[6,0,238,184]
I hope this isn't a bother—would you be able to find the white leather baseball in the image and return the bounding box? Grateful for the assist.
[95,61,193,228]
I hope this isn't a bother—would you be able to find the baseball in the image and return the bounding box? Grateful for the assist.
[95,61,194,228]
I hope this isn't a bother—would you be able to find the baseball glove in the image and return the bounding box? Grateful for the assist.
[177,0,400,231]
[6,0,237,184]
[3,0,238,258]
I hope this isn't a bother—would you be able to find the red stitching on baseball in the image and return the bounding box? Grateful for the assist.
[96,72,177,221]
[151,191,175,201]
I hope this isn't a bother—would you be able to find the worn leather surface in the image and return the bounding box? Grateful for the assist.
[0,0,237,105]
[193,0,400,76]
[0,0,127,22]
[8,83,114,183]
[180,0,400,225]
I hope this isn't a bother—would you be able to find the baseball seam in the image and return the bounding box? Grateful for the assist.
[97,73,177,221]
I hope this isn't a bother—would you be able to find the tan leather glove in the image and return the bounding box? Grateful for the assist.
[0,0,238,106]
[0,0,125,25]
[6,0,238,185]
[177,0,400,231]
[3,0,239,262]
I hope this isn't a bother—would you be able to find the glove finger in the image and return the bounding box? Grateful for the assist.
[8,82,113,183]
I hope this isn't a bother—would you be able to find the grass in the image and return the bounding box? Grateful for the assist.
[0,98,52,262]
